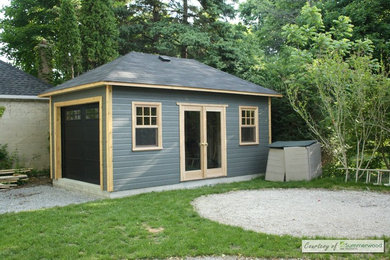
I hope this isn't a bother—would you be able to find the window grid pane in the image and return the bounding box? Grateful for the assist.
[151,107,157,116]
[136,107,142,115]
[144,107,150,115]
[86,108,99,120]
[241,109,256,126]
[134,104,161,149]
[135,105,159,126]
[66,110,81,120]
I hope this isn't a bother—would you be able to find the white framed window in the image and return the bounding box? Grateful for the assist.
[132,102,162,151]
[239,106,259,145]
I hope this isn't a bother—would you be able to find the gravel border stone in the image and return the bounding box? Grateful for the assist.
[0,185,100,214]
[192,188,390,238]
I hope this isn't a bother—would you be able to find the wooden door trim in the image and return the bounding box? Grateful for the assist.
[204,105,227,179]
[178,103,227,181]
[53,96,103,190]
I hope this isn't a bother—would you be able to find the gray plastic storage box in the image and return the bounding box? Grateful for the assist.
[265,140,322,182]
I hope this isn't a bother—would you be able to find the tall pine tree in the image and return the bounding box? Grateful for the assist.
[57,0,82,80]
[80,0,119,71]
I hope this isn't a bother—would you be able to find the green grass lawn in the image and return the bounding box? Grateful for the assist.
[0,176,389,259]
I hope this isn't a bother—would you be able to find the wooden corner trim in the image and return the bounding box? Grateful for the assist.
[49,97,53,179]
[268,97,272,144]
[106,85,114,192]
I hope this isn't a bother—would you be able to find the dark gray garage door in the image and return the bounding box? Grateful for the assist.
[61,103,100,185]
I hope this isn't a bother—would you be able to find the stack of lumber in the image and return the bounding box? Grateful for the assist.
[0,168,31,189]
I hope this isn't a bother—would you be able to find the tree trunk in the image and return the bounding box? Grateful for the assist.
[152,0,161,49]
[35,39,52,83]
[181,0,188,58]
[380,144,390,169]
[71,64,75,79]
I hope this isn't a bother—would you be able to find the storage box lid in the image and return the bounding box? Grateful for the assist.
[269,140,317,148]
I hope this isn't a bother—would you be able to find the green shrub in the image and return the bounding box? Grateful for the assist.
[0,144,17,169]
[28,169,50,177]
[321,163,344,178]
[0,106,5,118]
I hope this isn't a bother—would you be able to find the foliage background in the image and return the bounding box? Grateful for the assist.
[1,0,389,171]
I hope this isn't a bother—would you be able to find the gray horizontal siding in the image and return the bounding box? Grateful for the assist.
[112,87,269,191]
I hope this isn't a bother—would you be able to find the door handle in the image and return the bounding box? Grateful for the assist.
[199,143,208,146]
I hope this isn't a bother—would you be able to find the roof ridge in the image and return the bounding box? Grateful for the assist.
[105,52,134,75]
[52,54,131,89]
[189,58,262,89]
[132,52,266,90]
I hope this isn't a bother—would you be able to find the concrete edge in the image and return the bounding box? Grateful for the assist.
[53,174,264,199]
[53,178,110,198]
[109,173,264,199]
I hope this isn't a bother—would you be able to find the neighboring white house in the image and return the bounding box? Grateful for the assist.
[0,61,51,169]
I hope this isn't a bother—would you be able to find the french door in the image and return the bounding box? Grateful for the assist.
[179,104,227,181]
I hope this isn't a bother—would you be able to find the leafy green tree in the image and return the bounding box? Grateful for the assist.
[56,0,82,80]
[0,0,60,76]
[321,0,390,66]
[259,51,314,141]
[288,53,389,178]
[282,3,390,176]
[239,0,307,53]
[238,0,313,141]
[80,0,119,71]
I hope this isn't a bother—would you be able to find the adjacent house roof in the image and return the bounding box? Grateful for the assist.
[0,60,52,96]
[40,52,281,97]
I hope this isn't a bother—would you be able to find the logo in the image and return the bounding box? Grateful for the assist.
[302,240,385,253]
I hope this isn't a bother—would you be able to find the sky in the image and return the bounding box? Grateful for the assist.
[0,0,9,17]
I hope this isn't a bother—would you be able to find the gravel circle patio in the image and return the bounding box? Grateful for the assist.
[192,188,390,238]
[0,185,100,214]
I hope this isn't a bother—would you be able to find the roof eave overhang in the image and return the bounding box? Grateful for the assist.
[0,94,49,101]
[38,81,283,98]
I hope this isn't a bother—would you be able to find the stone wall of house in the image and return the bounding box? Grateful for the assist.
[0,98,49,170]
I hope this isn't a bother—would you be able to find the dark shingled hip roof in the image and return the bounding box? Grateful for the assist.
[0,60,52,96]
[40,52,280,97]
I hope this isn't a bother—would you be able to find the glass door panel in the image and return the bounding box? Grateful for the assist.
[185,111,201,171]
[180,104,226,181]
[206,111,221,169]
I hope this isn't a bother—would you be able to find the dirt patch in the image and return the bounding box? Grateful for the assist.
[23,176,51,187]
[143,224,164,234]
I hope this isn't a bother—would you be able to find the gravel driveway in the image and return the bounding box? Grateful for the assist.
[0,185,100,214]
[192,188,390,238]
